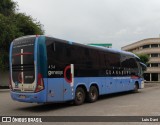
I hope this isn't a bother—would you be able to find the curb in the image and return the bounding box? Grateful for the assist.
[0,89,10,92]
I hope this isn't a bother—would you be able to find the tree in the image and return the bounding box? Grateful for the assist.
[14,13,43,36]
[0,0,17,16]
[0,0,44,71]
[136,54,149,65]
[0,14,19,71]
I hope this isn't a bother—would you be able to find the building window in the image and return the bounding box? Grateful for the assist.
[130,48,138,51]
[151,53,159,57]
[144,73,150,81]
[143,45,150,49]
[147,63,150,67]
[151,63,159,67]
[144,73,159,81]
[151,73,158,81]
[151,44,158,48]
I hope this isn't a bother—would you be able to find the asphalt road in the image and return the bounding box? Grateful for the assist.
[0,85,160,125]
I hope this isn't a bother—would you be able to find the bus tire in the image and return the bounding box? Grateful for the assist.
[74,87,85,105]
[133,82,139,92]
[87,86,99,103]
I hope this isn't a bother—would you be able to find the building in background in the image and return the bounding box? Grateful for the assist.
[122,38,160,82]
[0,71,9,88]
[88,43,112,48]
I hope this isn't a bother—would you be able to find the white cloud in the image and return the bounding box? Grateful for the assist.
[133,27,144,35]
[116,29,128,36]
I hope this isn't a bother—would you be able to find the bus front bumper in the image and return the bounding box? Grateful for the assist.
[140,81,145,89]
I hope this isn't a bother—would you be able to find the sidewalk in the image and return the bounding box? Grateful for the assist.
[144,82,160,88]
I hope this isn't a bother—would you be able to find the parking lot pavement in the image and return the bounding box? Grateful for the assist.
[0,83,160,125]
[144,82,160,88]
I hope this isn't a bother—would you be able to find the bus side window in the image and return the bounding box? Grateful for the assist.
[89,49,99,68]
[66,49,71,57]
[52,42,56,52]
[48,41,66,64]
[108,52,120,68]
[121,56,138,76]
[65,44,73,64]
[105,53,111,68]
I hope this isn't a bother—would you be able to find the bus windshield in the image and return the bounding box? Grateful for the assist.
[11,37,36,91]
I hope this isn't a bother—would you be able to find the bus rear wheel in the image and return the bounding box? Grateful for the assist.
[74,87,85,105]
[87,86,98,103]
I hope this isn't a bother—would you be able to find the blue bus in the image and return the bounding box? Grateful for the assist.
[9,35,146,105]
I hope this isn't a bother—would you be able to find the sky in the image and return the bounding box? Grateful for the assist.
[13,0,160,49]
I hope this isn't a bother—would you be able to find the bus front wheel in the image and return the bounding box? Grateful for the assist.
[133,82,139,92]
[87,86,99,103]
[74,87,85,105]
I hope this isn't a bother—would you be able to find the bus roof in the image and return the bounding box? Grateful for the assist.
[13,35,36,41]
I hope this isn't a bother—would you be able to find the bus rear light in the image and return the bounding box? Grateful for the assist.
[35,73,44,92]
